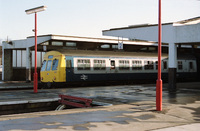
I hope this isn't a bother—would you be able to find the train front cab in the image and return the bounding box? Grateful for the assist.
[40,51,66,88]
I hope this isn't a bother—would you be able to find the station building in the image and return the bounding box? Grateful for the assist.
[2,17,200,87]
[103,16,200,90]
[2,34,167,82]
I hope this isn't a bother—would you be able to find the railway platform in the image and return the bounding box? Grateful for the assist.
[0,81,33,90]
[0,82,199,131]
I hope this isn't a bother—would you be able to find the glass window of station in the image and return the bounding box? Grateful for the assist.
[52,41,63,46]
[66,42,76,47]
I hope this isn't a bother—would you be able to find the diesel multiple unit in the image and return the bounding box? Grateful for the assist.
[40,50,197,88]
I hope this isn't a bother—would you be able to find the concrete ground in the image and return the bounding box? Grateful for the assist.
[0,81,33,90]
[0,82,199,131]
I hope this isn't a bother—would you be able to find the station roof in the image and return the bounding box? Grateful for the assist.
[103,16,200,45]
[103,16,200,32]
[3,34,162,50]
[103,23,172,32]
[175,16,200,25]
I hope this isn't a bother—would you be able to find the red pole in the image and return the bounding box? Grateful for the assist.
[34,12,38,93]
[156,0,162,111]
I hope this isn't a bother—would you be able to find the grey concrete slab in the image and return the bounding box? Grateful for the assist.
[0,101,199,131]
[153,123,200,131]
[0,82,199,131]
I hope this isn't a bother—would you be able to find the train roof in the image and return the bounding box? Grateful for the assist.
[45,50,196,60]
[53,49,168,58]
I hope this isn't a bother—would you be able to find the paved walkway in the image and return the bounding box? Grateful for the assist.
[0,100,199,131]
[0,82,199,131]
[154,123,200,131]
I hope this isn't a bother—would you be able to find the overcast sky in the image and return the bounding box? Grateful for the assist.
[0,0,199,41]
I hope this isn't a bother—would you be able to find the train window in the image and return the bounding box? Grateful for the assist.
[119,60,129,70]
[144,61,154,70]
[178,61,183,70]
[41,60,47,71]
[46,60,52,71]
[52,59,59,71]
[189,62,193,70]
[111,60,115,69]
[77,59,90,70]
[163,61,167,70]
[132,60,142,70]
[66,60,72,69]
[155,61,158,70]
[156,61,167,70]
[94,60,106,70]
[48,55,53,59]
[111,61,115,66]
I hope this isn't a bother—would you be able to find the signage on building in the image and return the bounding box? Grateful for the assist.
[43,45,47,51]
[118,42,123,50]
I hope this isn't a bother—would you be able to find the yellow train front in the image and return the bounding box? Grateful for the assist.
[40,50,198,88]
[40,51,66,88]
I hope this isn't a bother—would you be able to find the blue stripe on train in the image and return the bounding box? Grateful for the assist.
[66,72,197,82]
[66,73,163,82]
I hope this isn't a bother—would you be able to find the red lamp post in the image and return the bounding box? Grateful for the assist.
[156,0,162,111]
[25,6,47,93]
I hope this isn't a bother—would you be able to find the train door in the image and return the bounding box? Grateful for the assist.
[110,60,116,73]
[66,57,73,81]
[183,60,188,72]
[162,61,168,72]
[188,60,196,72]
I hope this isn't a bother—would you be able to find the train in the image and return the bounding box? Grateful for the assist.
[40,50,198,88]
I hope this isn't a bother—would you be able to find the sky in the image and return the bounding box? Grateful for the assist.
[0,0,200,42]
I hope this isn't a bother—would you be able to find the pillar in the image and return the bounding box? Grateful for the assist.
[2,45,4,81]
[26,47,32,82]
[168,43,177,92]
[3,49,13,81]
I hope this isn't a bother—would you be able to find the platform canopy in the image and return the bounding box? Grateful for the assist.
[3,34,161,50]
[103,16,200,91]
[103,16,200,45]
